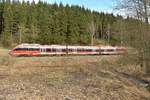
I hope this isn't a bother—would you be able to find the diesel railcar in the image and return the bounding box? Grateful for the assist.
[9,43,126,56]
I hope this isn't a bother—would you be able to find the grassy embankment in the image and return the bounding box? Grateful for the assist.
[0,48,150,100]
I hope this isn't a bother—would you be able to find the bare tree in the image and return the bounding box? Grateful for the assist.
[115,0,150,73]
[18,24,28,43]
[89,20,97,46]
[116,0,150,23]
[106,24,111,44]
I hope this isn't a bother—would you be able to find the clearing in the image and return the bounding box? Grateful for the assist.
[0,48,150,100]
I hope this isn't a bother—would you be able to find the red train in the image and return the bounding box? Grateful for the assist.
[9,43,126,56]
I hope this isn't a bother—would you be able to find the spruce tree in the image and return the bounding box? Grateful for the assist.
[0,0,126,46]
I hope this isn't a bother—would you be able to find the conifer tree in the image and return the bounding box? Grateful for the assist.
[0,0,127,46]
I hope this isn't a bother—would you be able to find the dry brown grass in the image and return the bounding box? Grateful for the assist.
[0,49,149,100]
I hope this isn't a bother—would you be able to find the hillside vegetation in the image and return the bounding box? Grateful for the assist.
[0,0,120,46]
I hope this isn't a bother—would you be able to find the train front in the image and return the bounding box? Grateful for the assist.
[9,44,25,56]
[9,45,20,56]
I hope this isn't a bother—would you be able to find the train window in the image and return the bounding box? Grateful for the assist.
[35,48,39,51]
[14,48,21,51]
[40,48,46,52]
[96,49,100,52]
[68,49,73,52]
[106,49,114,52]
[100,49,105,52]
[69,49,76,52]
[46,48,52,52]
[52,48,57,52]
[77,48,87,52]
[14,48,28,51]
[73,49,77,52]
[77,49,82,52]
[28,48,40,51]
[86,49,92,52]
[62,49,66,52]
[28,48,32,50]
[116,49,125,51]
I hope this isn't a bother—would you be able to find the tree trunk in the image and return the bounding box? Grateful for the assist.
[143,0,149,24]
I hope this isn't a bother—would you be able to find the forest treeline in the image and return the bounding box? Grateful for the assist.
[0,0,126,47]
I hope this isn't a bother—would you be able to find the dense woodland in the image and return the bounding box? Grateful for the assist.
[0,0,125,47]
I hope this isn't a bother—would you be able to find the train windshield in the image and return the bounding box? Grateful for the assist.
[14,48,40,51]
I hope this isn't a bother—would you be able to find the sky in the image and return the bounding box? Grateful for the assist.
[48,0,116,13]
[22,0,118,14]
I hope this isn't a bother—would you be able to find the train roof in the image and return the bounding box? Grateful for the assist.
[15,43,99,49]
[14,43,125,50]
[15,43,41,48]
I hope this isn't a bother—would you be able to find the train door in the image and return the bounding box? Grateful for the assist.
[74,48,77,54]
[57,48,62,55]
[40,48,46,55]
